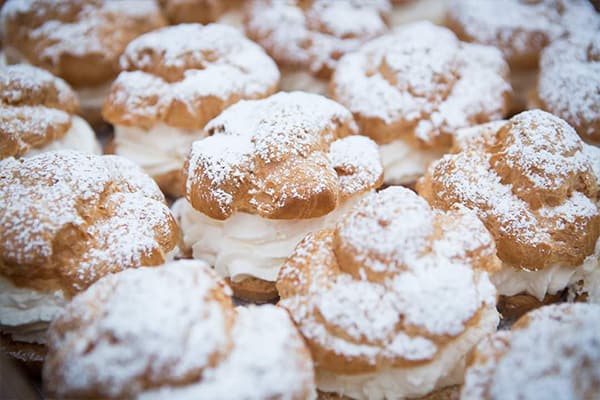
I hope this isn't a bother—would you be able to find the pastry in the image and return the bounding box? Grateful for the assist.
[331,21,511,186]
[173,91,383,302]
[159,0,243,28]
[446,0,599,112]
[245,0,391,94]
[533,32,600,144]
[102,23,279,197]
[0,64,101,160]
[277,187,500,399]
[418,110,600,318]
[44,260,316,399]
[0,0,166,125]
[0,150,178,365]
[461,303,600,400]
[389,0,449,27]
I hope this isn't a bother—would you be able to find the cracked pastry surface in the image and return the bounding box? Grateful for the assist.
[418,110,600,302]
[461,303,600,400]
[0,64,100,160]
[43,260,316,399]
[277,187,500,399]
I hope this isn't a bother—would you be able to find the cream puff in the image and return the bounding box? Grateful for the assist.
[159,0,244,28]
[461,303,600,400]
[173,91,383,302]
[0,0,166,125]
[418,110,600,319]
[534,32,600,145]
[245,0,391,94]
[102,23,280,198]
[0,64,101,160]
[277,187,500,399]
[43,260,316,399]
[0,150,178,365]
[446,0,599,112]
[331,21,511,186]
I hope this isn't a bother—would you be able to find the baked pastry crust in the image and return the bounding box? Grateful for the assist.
[331,21,511,148]
[184,91,383,220]
[0,65,79,159]
[44,261,315,399]
[0,151,179,296]
[245,0,391,78]
[159,0,228,24]
[461,303,600,400]
[418,110,600,272]
[102,23,280,130]
[446,0,599,69]
[277,187,500,374]
[0,0,166,88]
[535,33,600,144]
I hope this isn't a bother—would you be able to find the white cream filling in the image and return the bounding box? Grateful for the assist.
[492,237,600,301]
[280,68,329,95]
[114,123,206,178]
[173,193,368,282]
[317,306,499,400]
[217,7,244,31]
[76,82,112,113]
[379,138,445,185]
[25,115,102,157]
[0,277,67,344]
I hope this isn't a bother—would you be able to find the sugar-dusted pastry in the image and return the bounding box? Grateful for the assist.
[534,32,600,145]
[158,0,243,28]
[245,0,391,94]
[0,64,101,160]
[331,21,511,186]
[44,260,316,399]
[0,150,178,365]
[173,91,383,302]
[446,0,599,112]
[0,0,166,124]
[277,187,500,399]
[461,303,600,400]
[418,110,600,319]
[102,23,279,197]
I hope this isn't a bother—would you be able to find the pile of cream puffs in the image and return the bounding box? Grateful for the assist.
[0,0,599,399]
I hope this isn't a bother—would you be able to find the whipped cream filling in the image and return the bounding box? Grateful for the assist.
[492,237,600,301]
[114,123,206,178]
[280,68,329,95]
[379,138,445,185]
[76,82,112,114]
[0,277,67,344]
[25,115,102,157]
[317,306,499,400]
[173,193,368,282]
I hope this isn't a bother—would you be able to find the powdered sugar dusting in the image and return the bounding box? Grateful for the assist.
[332,21,511,146]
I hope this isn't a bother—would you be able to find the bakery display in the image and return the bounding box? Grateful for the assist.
[277,187,500,399]
[331,21,511,186]
[534,32,600,145]
[102,23,279,197]
[0,0,166,124]
[44,260,316,399]
[461,303,600,400]
[0,64,101,160]
[0,150,178,365]
[245,0,391,94]
[173,91,383,302]
[418,110,600,319]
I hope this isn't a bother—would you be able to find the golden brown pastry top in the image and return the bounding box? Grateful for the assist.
[44,261,316,399]
[461,303,600,400]
[331,21,511,148]
[446,0,599,69]
[418,110,600,271]
[0,151,178,296]
[184,91,383,221]
[159,0,228,24]
[102,23,280,130]
[537,32,600,144]
[0,0,166,87]
[0,64,79,159]
[245,0,391,78]
[277,187,500,374]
